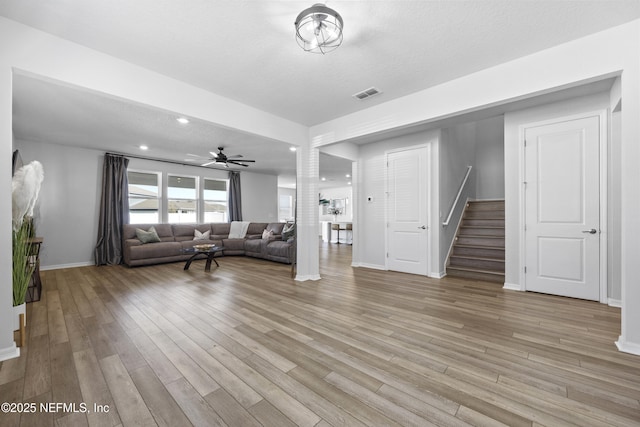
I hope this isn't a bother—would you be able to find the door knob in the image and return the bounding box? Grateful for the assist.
[418,225,426,229]
[582,229,597,234]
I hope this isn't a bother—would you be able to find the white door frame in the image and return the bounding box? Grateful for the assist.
[384,143,432,276]
[518,110,608,303]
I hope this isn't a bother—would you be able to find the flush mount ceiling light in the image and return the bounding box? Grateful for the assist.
[295,3,343,54]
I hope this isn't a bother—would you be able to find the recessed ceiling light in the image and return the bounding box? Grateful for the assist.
[177,117,189,124]
[345,174,351,178]
[348,181,351,185]
[289,147,297,152]
[321,177,326,181]
[139,145,148,150]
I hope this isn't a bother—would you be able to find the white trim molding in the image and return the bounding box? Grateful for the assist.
[295,274,321,282]
[503,282,523,291]
[0,344,20,362]
[41,261,94,271]
[351,262,386,271]
[608,298,622,308]
[615,336,640,356]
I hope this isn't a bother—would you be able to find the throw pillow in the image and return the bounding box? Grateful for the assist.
[136,226,161,244]
[193,229,211,241]
[282,223,296,241]
[262,229,274,240]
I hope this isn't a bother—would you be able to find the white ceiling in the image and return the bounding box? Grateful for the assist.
[4,1,639,187]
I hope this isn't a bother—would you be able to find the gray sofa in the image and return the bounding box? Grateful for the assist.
[122,222,294,267]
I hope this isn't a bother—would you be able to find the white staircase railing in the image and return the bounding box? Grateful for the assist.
[442,166,472,226]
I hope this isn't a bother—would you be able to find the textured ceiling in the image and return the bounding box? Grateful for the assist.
[1,0,638,126]
[3,1,639,187]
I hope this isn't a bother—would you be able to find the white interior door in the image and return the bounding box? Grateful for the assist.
[386,146,429,275]
[524,115,600,300]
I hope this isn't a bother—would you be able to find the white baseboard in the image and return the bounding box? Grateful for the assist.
[41,261,94,271]
[615,336,640,356]
[0,344,20,362]
[503,282,522,291]
[295,274,321,282]
[430,271,446,279]
[608,298,622,308]
[351,262,386,271]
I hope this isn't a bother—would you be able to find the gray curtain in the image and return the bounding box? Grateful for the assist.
[228,171,242,221]
[95,154,130,265]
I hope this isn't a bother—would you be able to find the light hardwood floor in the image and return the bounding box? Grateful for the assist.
[1,242,639,427]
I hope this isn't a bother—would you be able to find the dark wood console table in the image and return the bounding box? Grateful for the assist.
[26,237,43,303]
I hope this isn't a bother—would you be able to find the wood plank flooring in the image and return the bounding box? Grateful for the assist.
[1,242,639,426]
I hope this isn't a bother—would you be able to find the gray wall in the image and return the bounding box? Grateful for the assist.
[240,171,278,222]
[15,140,103,269]
[475,116,505,199]
[15,139,278,268]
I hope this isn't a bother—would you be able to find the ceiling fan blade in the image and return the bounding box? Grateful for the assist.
[229,159,255,163]
[201,161,216,166]
[227,154,244,158]
[210,151,219,158]
[230,162,249,167]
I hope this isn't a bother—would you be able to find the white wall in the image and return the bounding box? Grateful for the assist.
[503,92,611,290]
[15,139,278,269]
[475,116,505,199]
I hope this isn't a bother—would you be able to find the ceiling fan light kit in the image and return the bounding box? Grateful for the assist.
[295,3,343,54]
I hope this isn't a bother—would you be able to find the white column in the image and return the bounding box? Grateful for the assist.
[0,68,20,361]
[617,40,640,355]
[295,144,320,281]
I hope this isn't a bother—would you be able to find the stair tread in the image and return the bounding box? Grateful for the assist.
[450,254,505,262]
[457,235,504,239]
[447,266,505,276]
[461,226,505,229]
[454,244,505,249]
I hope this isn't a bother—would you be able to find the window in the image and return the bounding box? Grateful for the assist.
[168,175,197,223]
[203,179,228,222]
[279,195,293,222]
[128,171,160,224]
[127,171,228,224]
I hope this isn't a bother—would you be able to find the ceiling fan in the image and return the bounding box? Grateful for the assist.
[200,147,256,168]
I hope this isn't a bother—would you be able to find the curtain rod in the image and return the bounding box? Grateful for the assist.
[105,151,240,172]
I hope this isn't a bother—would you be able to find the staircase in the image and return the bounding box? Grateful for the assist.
[447,200,505,283]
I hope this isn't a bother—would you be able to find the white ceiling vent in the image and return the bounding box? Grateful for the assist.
[353,87,382,101]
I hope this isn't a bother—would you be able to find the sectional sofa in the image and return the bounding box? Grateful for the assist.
[122,222,294,267]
